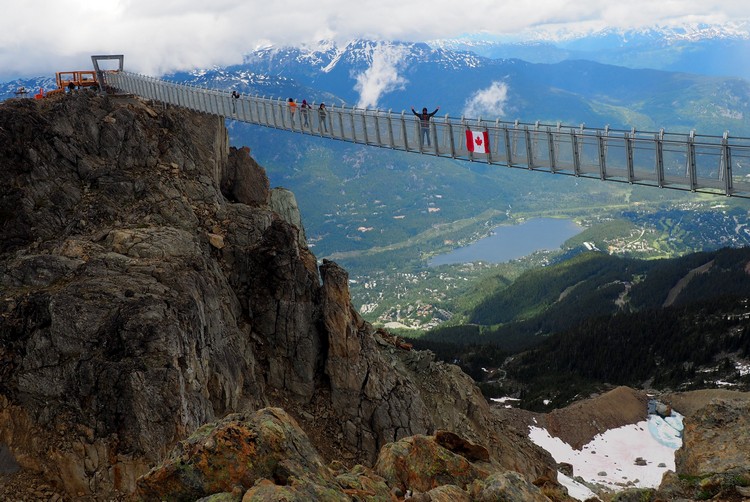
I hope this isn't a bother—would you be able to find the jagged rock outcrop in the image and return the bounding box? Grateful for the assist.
[646,390,750,501]
[320,259,433,460]
[0,92,555,499]
[269,187,307,249]
[317,258,556,479]
[221,145,269,207]
[674,396,750,476]
[1,93,267,497]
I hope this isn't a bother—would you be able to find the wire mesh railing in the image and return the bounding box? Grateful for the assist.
[103,70,750,198]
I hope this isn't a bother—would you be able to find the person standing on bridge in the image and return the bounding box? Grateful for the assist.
[301,99,311,127]
[288,98,297,126]
[411,105,440,147]
[318,103,328,132]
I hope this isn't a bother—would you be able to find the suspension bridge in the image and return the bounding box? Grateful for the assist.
[93,55,750,198]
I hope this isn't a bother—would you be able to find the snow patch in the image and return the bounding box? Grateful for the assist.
[528,411,683,498]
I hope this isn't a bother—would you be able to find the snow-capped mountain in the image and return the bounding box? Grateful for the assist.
[152,40,501,115]
[0,77,56,100]
[239,39,488,108]
[428,23,750,80]
[245,39,485,73]
[583,22,750,44]
[177,39,750,136]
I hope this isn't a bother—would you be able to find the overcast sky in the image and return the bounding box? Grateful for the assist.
[1,0,749,81]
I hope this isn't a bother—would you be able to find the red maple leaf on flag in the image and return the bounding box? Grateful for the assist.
[474,136,483,147]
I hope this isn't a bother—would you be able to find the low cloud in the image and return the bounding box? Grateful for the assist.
[354,44,408,109]
[1,1,747,81]
[462,81,510,119]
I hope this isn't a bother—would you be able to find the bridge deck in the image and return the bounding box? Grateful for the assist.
[103,71,750,198]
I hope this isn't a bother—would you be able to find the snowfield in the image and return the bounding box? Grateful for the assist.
[529,412,684,500]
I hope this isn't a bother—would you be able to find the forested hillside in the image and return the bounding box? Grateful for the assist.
[412,246,750,407]
[511,297,750,409]
[469,252,645,325]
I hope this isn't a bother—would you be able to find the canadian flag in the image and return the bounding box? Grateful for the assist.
[466,129,490,154]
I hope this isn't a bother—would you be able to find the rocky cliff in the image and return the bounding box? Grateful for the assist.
[0,92,555,499]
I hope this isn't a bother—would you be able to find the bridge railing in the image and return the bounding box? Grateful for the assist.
[103,70,750,198]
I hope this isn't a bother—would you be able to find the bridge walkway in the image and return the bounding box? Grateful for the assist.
[101,69,750,198]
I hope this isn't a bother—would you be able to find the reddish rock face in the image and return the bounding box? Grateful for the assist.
[435,430,490,463]
[136,408,337,500]
[374,434,490,493]
[675,398,750,476]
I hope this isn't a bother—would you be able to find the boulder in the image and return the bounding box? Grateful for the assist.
[424,484,472,501]
[221,146,270,207]
[269,187,307,249]
[137,408,339,501]
[468,471,551,501]
[675,398,750,476]
[333,464,391,500]
[435,430,490,462]
[374,434,490,493]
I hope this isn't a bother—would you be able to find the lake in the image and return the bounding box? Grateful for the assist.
[428,218,584,266]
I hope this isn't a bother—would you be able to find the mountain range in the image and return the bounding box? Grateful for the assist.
[202,38,750,135]
[430,23,750,79]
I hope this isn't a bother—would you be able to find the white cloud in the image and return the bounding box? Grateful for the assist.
[0,0,748,80]
[462,81,510,120]
[353,43,408,109]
